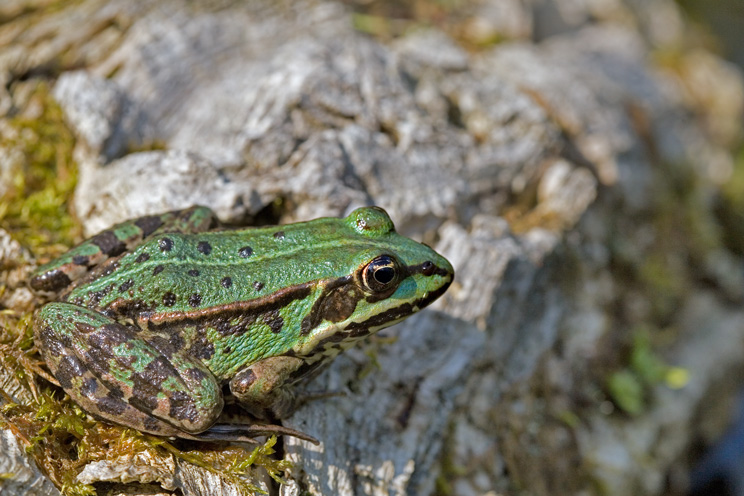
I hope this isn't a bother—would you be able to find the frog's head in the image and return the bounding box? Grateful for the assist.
[294,207,454,357]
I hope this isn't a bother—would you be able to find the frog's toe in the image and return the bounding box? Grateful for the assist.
[195,423,320,445]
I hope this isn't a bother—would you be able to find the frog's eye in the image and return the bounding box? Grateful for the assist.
[362,255,402,293]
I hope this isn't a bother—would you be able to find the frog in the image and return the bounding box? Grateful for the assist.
[31,205,453,443]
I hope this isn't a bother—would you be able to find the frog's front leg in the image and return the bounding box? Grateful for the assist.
[34,302,223,436]
[229,356,308,420]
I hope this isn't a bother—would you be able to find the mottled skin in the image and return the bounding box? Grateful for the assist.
[32,206,453,443]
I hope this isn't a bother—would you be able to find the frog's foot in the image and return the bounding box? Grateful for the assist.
[34,302,223,437]
[189,423,320,445]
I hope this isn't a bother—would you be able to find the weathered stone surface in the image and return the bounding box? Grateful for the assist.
[0,229,34,311]
[0,430,60,496]
[1,0,743,495]
[53,71,144,161]
[76,453,176,490]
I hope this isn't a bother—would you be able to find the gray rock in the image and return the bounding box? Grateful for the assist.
[1,0,743,495]
[53,71,145,161]
[0,430,60,496]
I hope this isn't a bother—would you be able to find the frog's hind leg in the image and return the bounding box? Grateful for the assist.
[34,302,223,437]
[30,206,219,293]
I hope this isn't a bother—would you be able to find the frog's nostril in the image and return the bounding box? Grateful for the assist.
[422,261,435,276]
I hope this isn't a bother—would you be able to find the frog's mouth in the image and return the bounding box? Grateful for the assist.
[288,260,453,364]
[342,275,452,337]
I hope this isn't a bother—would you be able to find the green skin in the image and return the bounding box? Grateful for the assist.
[31,206,453,443]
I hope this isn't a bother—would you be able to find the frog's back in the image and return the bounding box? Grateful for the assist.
[63,216,382,314]
[30,206,218,294]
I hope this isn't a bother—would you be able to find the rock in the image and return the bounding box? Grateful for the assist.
[0,228,35,312]
[53,71,145,161]
[0,430,60,496]
[0,0,742,495]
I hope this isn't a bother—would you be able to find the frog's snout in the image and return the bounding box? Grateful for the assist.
[408,252,454,309]
[422,252,455,283]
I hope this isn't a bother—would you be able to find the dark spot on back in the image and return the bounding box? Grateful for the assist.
[264,310,283,334]
[80,377,98,397]
[213,314,255,336]
[30,269,72,292]
[130,356,175,414]
[72,254,89,266]
[162,292,176,307]
[300,315,313,335]
[88,289,107,307]
[273,230,285,240]
[135,252,150,263]
[223,346,232,355]
[91,231,127,257]
[97,389,127,415]
[189,293,202,307]
[142,416,162,432]
[153,265,164,276]
[159,237,174,252]
[239,246,253,258]
[197,241,212,255]
[169,333,185,350]
[253,281,264,291]
[98,259,120,278]
[55,355,85,389]
[188,269,200,277]
[119,279,134,293]
[188,333,215,360]
[168,391,198,422]
[135,215,165,237]
[107,299,157,321]
[189,367,208,381]
[221,276,232,288]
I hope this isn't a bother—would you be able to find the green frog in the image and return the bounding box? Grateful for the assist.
[31,206,453,443]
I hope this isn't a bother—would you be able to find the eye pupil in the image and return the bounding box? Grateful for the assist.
[362,255,401,293]
[374,266,395,284]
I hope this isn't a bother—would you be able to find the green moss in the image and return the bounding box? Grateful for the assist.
[556,409,581,429]
[605,327,689,415]
[0,81,80,257]
[628,329,668,385]
[607,370,644,416]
